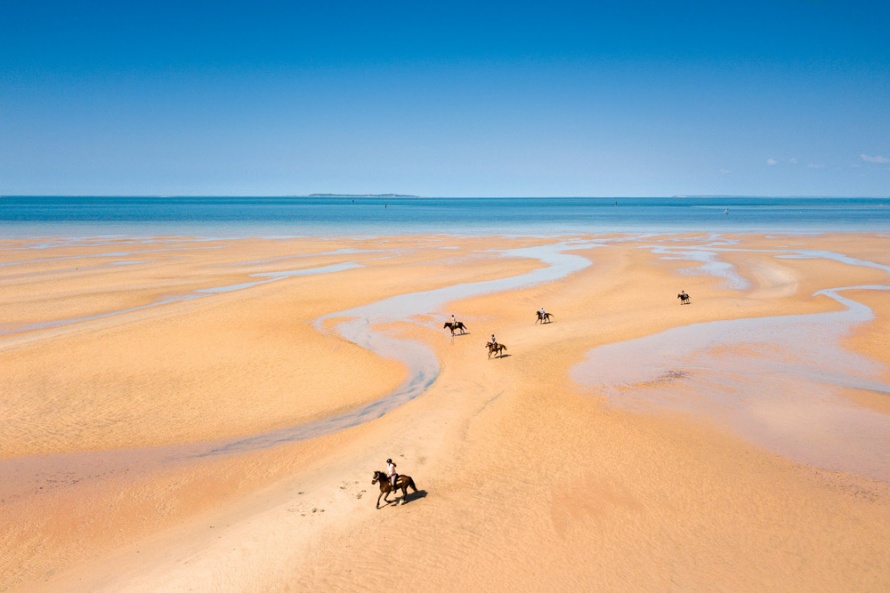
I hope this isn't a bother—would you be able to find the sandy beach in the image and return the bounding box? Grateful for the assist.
[2,232,889,592]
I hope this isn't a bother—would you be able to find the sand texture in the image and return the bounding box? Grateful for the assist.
[1,233,889,592]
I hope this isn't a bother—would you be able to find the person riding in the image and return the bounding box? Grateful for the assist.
[451,314,456,327]
[490,333,497,346]
[386,458,398,489]
[678,290,688,300]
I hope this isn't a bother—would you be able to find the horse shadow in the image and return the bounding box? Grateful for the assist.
[385,489,428,507]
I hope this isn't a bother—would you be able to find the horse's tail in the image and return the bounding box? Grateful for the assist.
[408,477,417,492]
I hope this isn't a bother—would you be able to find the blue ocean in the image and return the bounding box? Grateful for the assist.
[1,196,888,237]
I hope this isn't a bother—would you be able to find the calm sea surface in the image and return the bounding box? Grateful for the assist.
[1,196,888,238]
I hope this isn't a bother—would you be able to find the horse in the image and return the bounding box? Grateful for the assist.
[444,321,468,335]
[486,341,507,358]
[535,311,555,324]
[372,470,418,508]
[677,292,691,305]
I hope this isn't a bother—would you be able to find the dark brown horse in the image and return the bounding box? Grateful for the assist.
[444,321,468,335]
[535,311,555,324]
[678,292,691,305]
[486,341,507,358]
[372,470,418,508]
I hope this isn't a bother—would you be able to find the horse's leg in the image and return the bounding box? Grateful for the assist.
[376,491,384,509]
[384,483,398,504]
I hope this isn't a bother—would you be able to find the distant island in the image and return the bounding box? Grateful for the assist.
[305,193,419,198]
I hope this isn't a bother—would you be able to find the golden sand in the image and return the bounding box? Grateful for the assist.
[1,233,888,592]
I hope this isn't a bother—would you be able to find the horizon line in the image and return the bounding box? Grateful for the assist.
[2,194,889,200]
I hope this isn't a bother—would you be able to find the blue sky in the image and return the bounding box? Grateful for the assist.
[1,1,888,196]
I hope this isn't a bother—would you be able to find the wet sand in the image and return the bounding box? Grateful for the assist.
[1,233,889,592]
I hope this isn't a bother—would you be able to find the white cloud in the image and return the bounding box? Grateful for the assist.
[808,163,825,169]
[766,158,778,166]
[720,167,731,174]
[861,153,889,164]
[789,157,798,164]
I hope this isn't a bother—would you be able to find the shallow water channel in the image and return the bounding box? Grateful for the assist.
[204,240,597,454]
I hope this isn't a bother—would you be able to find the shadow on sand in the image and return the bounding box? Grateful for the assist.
[384,490,428,508]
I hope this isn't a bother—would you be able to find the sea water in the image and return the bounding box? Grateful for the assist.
[2,196,889,238]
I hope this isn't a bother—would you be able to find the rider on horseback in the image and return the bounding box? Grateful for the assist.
[386,458,398,489]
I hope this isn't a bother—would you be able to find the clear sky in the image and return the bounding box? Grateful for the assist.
[1,0,888,197]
